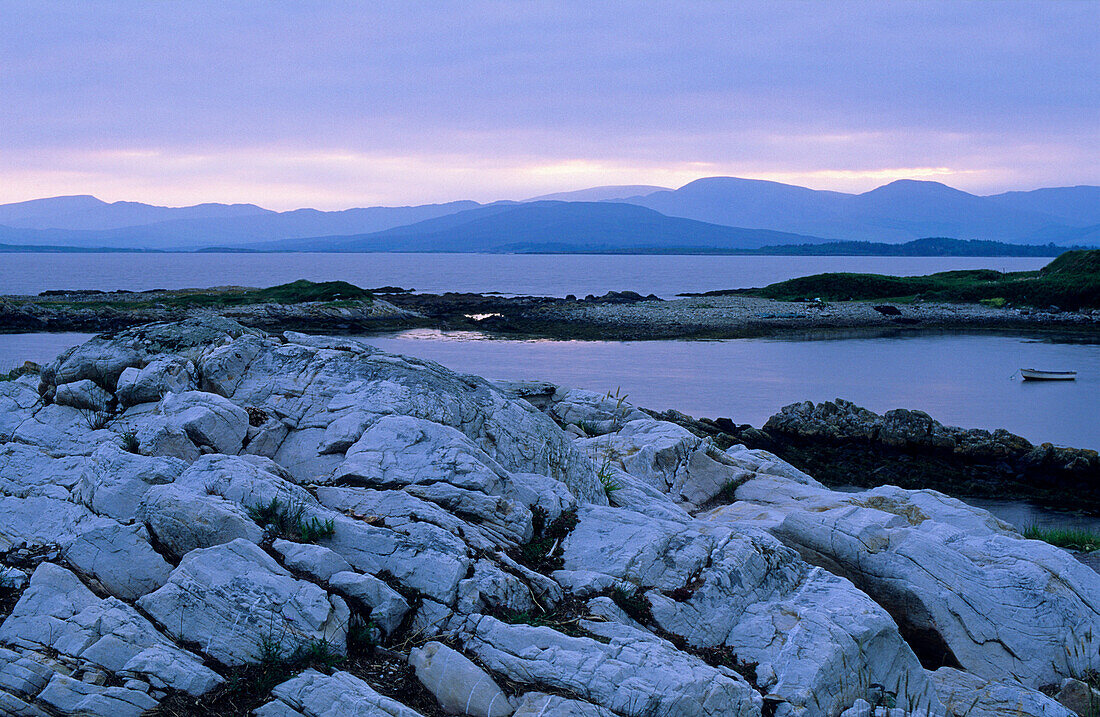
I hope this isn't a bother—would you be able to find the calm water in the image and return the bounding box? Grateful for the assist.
[0,253,1049,298]
[2,329,1097,449]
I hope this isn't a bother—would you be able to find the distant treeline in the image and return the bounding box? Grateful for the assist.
[751,237,1088,257]
[0,236,1093,257]
[539,237,1091,257]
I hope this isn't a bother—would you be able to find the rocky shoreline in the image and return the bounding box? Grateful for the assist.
[1,317,1099,716]
[3,285,1099,340]
[641,400,1100,513]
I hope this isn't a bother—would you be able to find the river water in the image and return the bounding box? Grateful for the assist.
[0,253,1049,298]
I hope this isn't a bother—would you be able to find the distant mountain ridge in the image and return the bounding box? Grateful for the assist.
[248,201,827,253]
[621,178,1096,244]
[0,177,1096,252]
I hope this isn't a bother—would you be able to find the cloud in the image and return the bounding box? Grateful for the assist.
[1,1,1096,206]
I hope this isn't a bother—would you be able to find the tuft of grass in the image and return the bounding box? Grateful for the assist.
[247,498,335,544]
[597,457,621,498]
[512,508,578,574]
[610,585,653,626]
[1023,524,1100,552]
[77,407,114,430]
[120,431,141,454]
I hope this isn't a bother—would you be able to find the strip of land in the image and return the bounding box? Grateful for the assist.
[3,251,1098,339]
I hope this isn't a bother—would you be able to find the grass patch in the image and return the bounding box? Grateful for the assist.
[596,456,621,498]
[512,508,578,573]
[739,249,1100,310]
[610,585,653,626]
[247,498,336,543]
[120,431,141,454]
[1023,524,1100,552]
[44,279,375,311]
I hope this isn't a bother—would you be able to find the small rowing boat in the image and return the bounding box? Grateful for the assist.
[1020,368,1077,381]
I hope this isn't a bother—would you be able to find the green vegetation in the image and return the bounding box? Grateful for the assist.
[247,498,336,543]
[513,508,579,573]
[611,585,653,626]
[740,249,1100,310]
[1023,524,1100,552]
[596,456,621,498]
[120,431,141,454]
[39,279,374,310]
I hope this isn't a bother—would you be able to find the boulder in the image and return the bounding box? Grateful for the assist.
[116,356,196,406]
[53,379,113,412]
[0,563,221,697]
[581,419,751,504]
[333,415,513,495]
[74,443,187,522]
[461,615,761,717]
[158,390,249,455]
[409,641,513,717]
[720,476,1100,687]
[36,673,157,717]
[560,505,938,716]
[256,669,426,717]
[327,571,409,636]
[138,483,263,556]
[62,522,173,599]
[513,693,616,717]
[137,539,349,666]
[931,667,1074,717]
[197,333,604,501]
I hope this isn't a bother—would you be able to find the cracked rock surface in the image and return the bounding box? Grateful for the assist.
[0,318,1097,716]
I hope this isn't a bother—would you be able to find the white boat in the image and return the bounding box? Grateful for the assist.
[1020,368,1077,381]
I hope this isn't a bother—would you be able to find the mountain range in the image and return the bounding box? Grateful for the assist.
[0,178,1096,253]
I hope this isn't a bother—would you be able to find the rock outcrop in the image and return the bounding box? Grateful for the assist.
[0,319,1097,716]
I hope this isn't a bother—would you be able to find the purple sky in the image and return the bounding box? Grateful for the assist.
[2,2,1097,209]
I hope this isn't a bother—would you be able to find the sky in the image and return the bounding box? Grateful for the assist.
[1,1,1097,210]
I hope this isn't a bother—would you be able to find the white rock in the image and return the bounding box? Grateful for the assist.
[257,669,425,717]
[116,356,196,406]
[75,443,186,522]
[0,444,85,500]
[138,483,263,556]
[36,673,157,717]
[273,539,352,581]
[513,693,617,717]
[54,379,113,412]
[134,414,202,461]
[462,615,760,717]
[561,505,939,716]
[334,415,512,494]
[409,641,513,717]
[0,563,221,697]
[582,419,751,504]
[727,478,1100,687]
[327,571,409,636]
[62,522,172,599]
[931,667,1074,717]
[199,334,604,501]
[0,495,113,552]
[158,390,249,455]
[137,539,349,666]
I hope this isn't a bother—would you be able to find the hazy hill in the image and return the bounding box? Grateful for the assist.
[0,178,1096,251]
[0,195,271,231]
[524,185,669,202]
[252,201,827,253]
[624,178,1096,244]
[0,200,482,249]
[986,186,1100,226]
